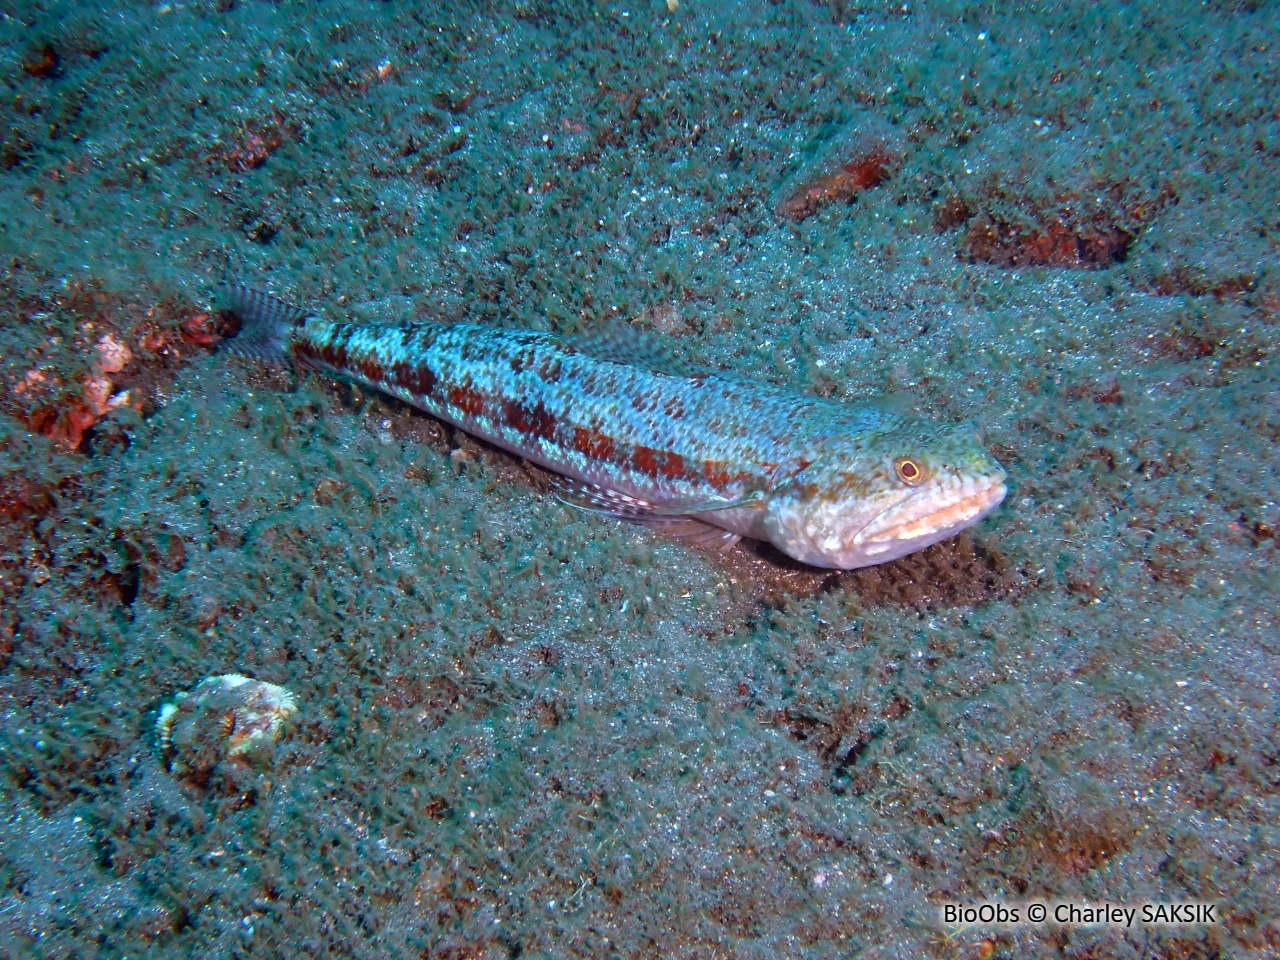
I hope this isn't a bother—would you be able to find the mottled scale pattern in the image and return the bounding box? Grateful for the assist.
[224,284,1007,569]
[292,318,890,506]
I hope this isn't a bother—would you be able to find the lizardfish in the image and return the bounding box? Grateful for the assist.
[221,288,1006,569]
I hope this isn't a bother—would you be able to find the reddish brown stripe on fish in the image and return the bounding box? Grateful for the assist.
[450,385,487,418]
[503,399,558,441]
[391,360,439,399]
[573,426,616,461]
[661,451,687,480]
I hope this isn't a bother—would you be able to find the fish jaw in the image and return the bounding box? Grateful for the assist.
[846,473,1007,566]
[762,425,1008,570]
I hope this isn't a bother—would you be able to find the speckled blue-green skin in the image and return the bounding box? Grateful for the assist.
[286,315,1006,566]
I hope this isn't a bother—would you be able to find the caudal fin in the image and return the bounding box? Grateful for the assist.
[219,287,309,364]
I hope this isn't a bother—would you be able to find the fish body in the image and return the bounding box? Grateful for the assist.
[223,289,1006,569]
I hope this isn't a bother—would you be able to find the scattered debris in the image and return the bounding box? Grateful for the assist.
[156,675,299,780]
[22,43,61,80]
[3,280,228,451]
[225,115,290,171]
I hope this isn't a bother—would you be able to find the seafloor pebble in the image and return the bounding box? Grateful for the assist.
[155,674,298,776]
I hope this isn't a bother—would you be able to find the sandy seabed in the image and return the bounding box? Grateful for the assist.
[0,1,1277,957]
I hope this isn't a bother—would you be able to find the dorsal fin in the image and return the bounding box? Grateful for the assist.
[861,391,913,418]
[571,324,707,379]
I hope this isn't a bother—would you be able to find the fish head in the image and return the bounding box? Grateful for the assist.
[762,421,1007,569]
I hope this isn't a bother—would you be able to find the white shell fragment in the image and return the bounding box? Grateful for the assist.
[155,674,298,775]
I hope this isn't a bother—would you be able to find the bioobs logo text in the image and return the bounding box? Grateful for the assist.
[940,901,1219,929]
[942,903,1022,926]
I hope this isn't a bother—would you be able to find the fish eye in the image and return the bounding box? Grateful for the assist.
[895,457,926,486]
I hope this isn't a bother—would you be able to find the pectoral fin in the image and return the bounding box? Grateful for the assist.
[550,476,752,551]
[641,518,742,551]
[551,476,761,516]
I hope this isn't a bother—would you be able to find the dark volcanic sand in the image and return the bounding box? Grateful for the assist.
[0,2,1277,957]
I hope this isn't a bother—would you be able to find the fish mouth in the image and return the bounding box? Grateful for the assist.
[855,476,1007,554]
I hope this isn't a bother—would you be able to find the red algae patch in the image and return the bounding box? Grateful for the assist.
[940,180,1174,269]
[21,42,60,80]
[776,115,903,222]
[0,473,58,617]
[963,212,1136,268]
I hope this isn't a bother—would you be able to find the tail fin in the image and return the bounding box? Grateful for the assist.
[219,287,309,365]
